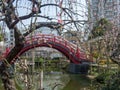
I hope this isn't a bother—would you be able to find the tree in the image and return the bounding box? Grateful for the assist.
[87,18,112,58]
[88,18,112,40]
[0,0,87,90]
[87,18,119,73]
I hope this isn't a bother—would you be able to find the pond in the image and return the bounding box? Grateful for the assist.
[0,62,97,90]
[14,73,94,90]
[14,69,96,90]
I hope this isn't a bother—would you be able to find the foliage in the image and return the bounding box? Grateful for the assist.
[95,70,120,90]
[95,71,112,84]
[88,18,112,40]
[92,51,101,59]
[34,57,44,62]
[102,71,120,90]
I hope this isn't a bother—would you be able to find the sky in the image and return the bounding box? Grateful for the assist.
[15,0,87,27]
[0,0,89,51]
[1,0,88,44]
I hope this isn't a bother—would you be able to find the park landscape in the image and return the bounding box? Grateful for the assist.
[0,0,120,90]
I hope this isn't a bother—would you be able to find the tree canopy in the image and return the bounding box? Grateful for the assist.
[88,18,112,39]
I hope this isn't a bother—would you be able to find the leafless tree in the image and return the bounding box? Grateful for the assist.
[0,0,88,89]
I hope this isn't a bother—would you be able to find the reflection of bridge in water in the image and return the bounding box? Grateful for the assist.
[5,34,92,73]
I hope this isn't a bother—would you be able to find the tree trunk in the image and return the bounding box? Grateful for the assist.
[0,27,24,90]
[0,63,16,90]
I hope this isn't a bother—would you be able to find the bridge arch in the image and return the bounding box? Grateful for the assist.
[13,34,90,64]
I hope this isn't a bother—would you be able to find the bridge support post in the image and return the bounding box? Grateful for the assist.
[67,62,90,74]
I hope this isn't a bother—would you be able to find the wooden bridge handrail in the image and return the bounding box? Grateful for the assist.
[25,34,87,60]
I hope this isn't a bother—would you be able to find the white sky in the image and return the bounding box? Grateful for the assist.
[15,0,87,27]
[2,0,88,36]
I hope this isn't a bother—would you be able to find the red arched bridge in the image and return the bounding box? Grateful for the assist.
[4,34,92,64]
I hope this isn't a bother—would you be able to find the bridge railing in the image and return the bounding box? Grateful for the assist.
[25,34,87,60]
[25,34,79,51]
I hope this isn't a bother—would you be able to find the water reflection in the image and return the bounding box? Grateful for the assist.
[15,69,96,90]
[63,74,92,90]
[14,60,96,90]
[44,72,69,90]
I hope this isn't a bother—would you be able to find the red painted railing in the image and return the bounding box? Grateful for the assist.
[3,34,92,64]
[24,34,91,64]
